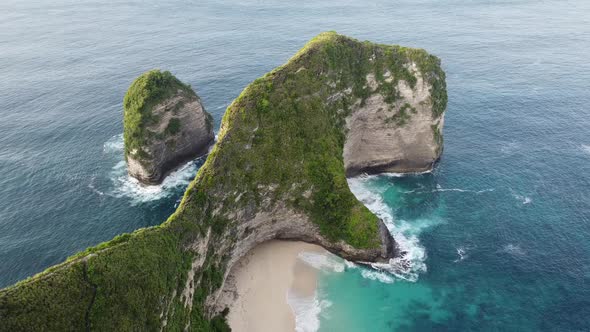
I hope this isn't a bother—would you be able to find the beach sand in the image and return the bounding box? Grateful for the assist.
[221,240,325,332]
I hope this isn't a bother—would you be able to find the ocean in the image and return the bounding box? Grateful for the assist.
[1,0,589,330]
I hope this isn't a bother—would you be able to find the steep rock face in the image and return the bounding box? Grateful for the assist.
[124,70,214,184]
[0,33,445,331]
[344,59,446,176]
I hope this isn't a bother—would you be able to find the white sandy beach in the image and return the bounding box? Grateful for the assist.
[221,240,326,332]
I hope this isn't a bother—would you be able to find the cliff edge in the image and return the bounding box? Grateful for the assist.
[124,70,214,185]
[343,48,446,175]
[0,32,446,331]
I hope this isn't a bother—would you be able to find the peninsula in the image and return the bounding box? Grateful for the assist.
[0,32,446,331]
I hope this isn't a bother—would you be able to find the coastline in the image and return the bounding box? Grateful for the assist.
[217,240,326,332]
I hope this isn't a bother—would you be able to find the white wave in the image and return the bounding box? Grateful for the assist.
[455,247,466,262]
[360,269,395,283]
[510,189,532,205]
[110,160,199,205]
[513,193,532,204]
[371,169,433,178]
[501,244,525,256]
[88,177,105,196]
[344,260,357,269]
[347,176,443,282]
[101,134,203,205]
[298,251,397,285]
[298,252,345,273]
[453,246,472,263]
[397,182,494,195]
[103,133,124,153]
[419,185,494,195]
[287,291,331,332]
[581,144,590,155]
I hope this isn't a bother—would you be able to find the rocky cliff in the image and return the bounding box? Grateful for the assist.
[344,60,446,176]
[124,70,214,185]
[0,32,446,331]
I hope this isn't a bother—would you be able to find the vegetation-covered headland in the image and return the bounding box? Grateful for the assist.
[0,32,446,331]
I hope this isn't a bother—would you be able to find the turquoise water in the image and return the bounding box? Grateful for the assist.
[2,0,590,330]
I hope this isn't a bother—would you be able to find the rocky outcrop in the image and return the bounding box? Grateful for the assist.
[124,70,214,185]
[344,60,446,176]
[0,32,446,331]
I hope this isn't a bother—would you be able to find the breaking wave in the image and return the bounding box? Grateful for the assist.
[103,133,124,153]
[110,160,199,205]
[404,184,494,195]
[298,251,394,284]
[454,245,474,263]
[500,243,526,256]
[88,176,105,196]
[287,290,332,332]
[101,134,202,205]
[510,189,532,205]
[298,252,345,273]
[347,174,446,282]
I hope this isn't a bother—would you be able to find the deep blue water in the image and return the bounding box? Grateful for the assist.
[1,0,590,330]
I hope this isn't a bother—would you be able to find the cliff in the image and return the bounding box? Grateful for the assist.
[343,57,446,175]
[0,32,446,331]
[124,70,214,184]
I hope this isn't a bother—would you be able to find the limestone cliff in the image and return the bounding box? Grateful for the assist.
[124,70,214,185]
[0,32,446,331]
[344,61,446,175]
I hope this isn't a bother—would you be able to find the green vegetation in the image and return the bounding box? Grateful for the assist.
[194,31,445,246]
[123,70,194,160]
[402,48,447,118]
[386,102,416,126]
[0,32,446,331]
[166,118,182,135]
[432,123,444,155]
[205,111,214,133]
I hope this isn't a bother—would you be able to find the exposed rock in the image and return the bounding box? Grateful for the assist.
[124,70,214,185]
[205,202,395,315]
[344,63,446,176]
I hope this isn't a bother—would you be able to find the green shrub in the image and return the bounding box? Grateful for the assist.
[123,70,193,160]
[166,118,182,135]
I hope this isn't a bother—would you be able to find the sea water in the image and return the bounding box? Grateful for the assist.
[1,0,590,330]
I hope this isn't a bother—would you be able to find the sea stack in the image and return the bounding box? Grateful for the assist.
[123,70,214,184]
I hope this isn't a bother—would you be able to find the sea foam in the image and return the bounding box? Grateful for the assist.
[102,134,202,205]
[453,245,475,263]
[103,133,124,153]
[347,174,445,282]
[110,160,199,205]
[287,290,332,332]
[298,252,346,273]
[407,184,494,195]
[500,243,526,256]
[510,189,532,205]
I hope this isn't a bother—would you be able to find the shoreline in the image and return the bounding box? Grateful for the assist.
[217,240,326,332]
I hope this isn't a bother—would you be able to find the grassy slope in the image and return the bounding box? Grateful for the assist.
[0,32,446,331]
